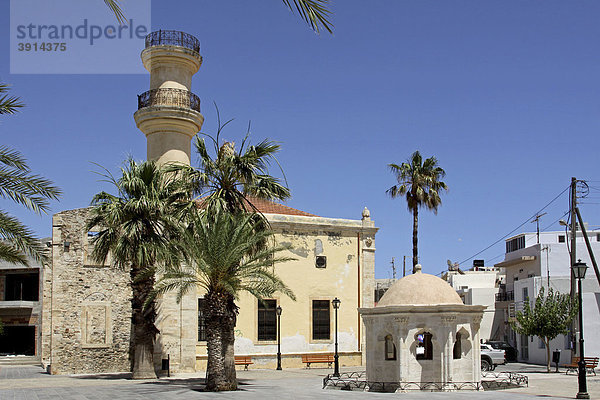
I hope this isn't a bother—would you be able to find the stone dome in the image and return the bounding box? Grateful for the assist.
[377,264,462,306]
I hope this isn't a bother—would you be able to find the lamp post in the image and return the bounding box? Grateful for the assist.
[332,297,341,377]
[573,260,589,399]
[276,305,282,370]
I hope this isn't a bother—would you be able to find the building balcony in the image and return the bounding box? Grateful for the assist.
[0,300,37,309]
[145,30,200,54]
[495,291,514,302]
[137,88,201,112]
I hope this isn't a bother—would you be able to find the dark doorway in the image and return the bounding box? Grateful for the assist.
[0,326,36,355]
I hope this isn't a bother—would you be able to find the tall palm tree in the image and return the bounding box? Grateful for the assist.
[152,210,294,391]
[103,0,333,34]
[0,84,61,266]
[387,151,447,271]
[87,159,189,379]
[169,111,291,215]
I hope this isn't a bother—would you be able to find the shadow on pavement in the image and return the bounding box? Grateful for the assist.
[140,377,256,392]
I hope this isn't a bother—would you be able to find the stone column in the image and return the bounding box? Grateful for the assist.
[360,207,376,360]
[441,315,457,389]
[396,316,409,384]
[471,315,483,385]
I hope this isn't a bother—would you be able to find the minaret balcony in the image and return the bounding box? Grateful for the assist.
[137,88,201,112]
[145,30,200,54]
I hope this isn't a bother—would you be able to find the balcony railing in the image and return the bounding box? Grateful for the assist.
[137,88,201,112]
[495,291,514,302]
[145,30,200,53]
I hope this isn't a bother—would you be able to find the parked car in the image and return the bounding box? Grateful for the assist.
[485,341,518,362]
[481,343,506,371]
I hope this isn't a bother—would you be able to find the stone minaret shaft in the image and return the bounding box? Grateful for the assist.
[134,30,204,165]
[133,30,203,373]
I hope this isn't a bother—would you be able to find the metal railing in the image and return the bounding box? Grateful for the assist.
[145,30,200,53]
[137,88,200,112]
[496,291,514,302]
[481,371,529,389]
[322,370,528,392]
[323,371,482,392]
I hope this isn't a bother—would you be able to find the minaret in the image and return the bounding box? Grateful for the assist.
[133,30,202,374]
[134,30,204,165]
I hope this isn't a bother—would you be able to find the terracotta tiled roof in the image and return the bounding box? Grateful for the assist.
[196,196,318,217]
[246,197,318,217]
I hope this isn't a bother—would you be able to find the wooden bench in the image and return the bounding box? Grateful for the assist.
[234,356,253,370]
[301,354,334,368]
[562,356,598,376]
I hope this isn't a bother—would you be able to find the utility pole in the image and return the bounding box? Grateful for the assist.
[570,177,577,352]
[531,212,547,244]
[391,257,396,280]
[403,256,406,277]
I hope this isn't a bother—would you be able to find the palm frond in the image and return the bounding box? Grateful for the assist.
[0,147,61,215]
[0,210,48,266]
[0,84,24,115]
[282,0,333,34]
[156,210,295,305]
[103,0,127,25]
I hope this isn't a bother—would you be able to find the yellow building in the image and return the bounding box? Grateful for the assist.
[195,199,378,369]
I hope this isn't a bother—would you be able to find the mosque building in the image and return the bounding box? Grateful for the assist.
[41,30,378,374]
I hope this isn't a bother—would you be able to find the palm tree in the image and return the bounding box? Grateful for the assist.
[0,84,61,266]
[152,210,295,391]
[387,151,447,271]
[169,111,291,215]
[87,159,189,379]
[103,0,333,33]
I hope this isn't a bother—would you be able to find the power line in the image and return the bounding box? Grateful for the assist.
[457,185,570,266]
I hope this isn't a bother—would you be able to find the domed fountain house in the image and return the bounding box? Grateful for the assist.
[358,264,486,391]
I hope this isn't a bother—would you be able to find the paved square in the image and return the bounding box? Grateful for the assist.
[1,363,598,399]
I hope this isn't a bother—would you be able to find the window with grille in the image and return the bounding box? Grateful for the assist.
[312,300,330,340]
[198,298,207,341]
[258,299,277,341]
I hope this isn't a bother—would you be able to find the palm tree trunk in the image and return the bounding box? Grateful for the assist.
[130,266,158,379]
[205,291,237,391]
[412,206,419,271]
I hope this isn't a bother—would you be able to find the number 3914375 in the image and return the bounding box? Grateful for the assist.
[17,42,67,51]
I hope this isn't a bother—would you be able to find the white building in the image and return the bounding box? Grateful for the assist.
[443,263,505,342]
[494,229,600,365]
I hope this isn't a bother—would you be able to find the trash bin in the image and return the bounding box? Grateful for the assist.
[552,349,561,372]
[162,355,170,377]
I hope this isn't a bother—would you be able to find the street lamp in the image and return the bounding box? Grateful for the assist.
[573,260,589,399]
[332,297,341,377]
[276,305,282,370]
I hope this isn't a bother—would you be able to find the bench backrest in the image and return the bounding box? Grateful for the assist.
[570,356,598,366]
[302,354,334,362]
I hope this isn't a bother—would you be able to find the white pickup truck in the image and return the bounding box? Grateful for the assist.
[480,343,506,371]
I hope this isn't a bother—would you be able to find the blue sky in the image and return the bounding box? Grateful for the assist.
[1,1,599,278]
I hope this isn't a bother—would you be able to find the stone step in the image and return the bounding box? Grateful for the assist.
[0,356,42,366]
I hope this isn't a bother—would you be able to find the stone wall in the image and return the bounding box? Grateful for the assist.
[42,208,132,374]
[42,207,198,375]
